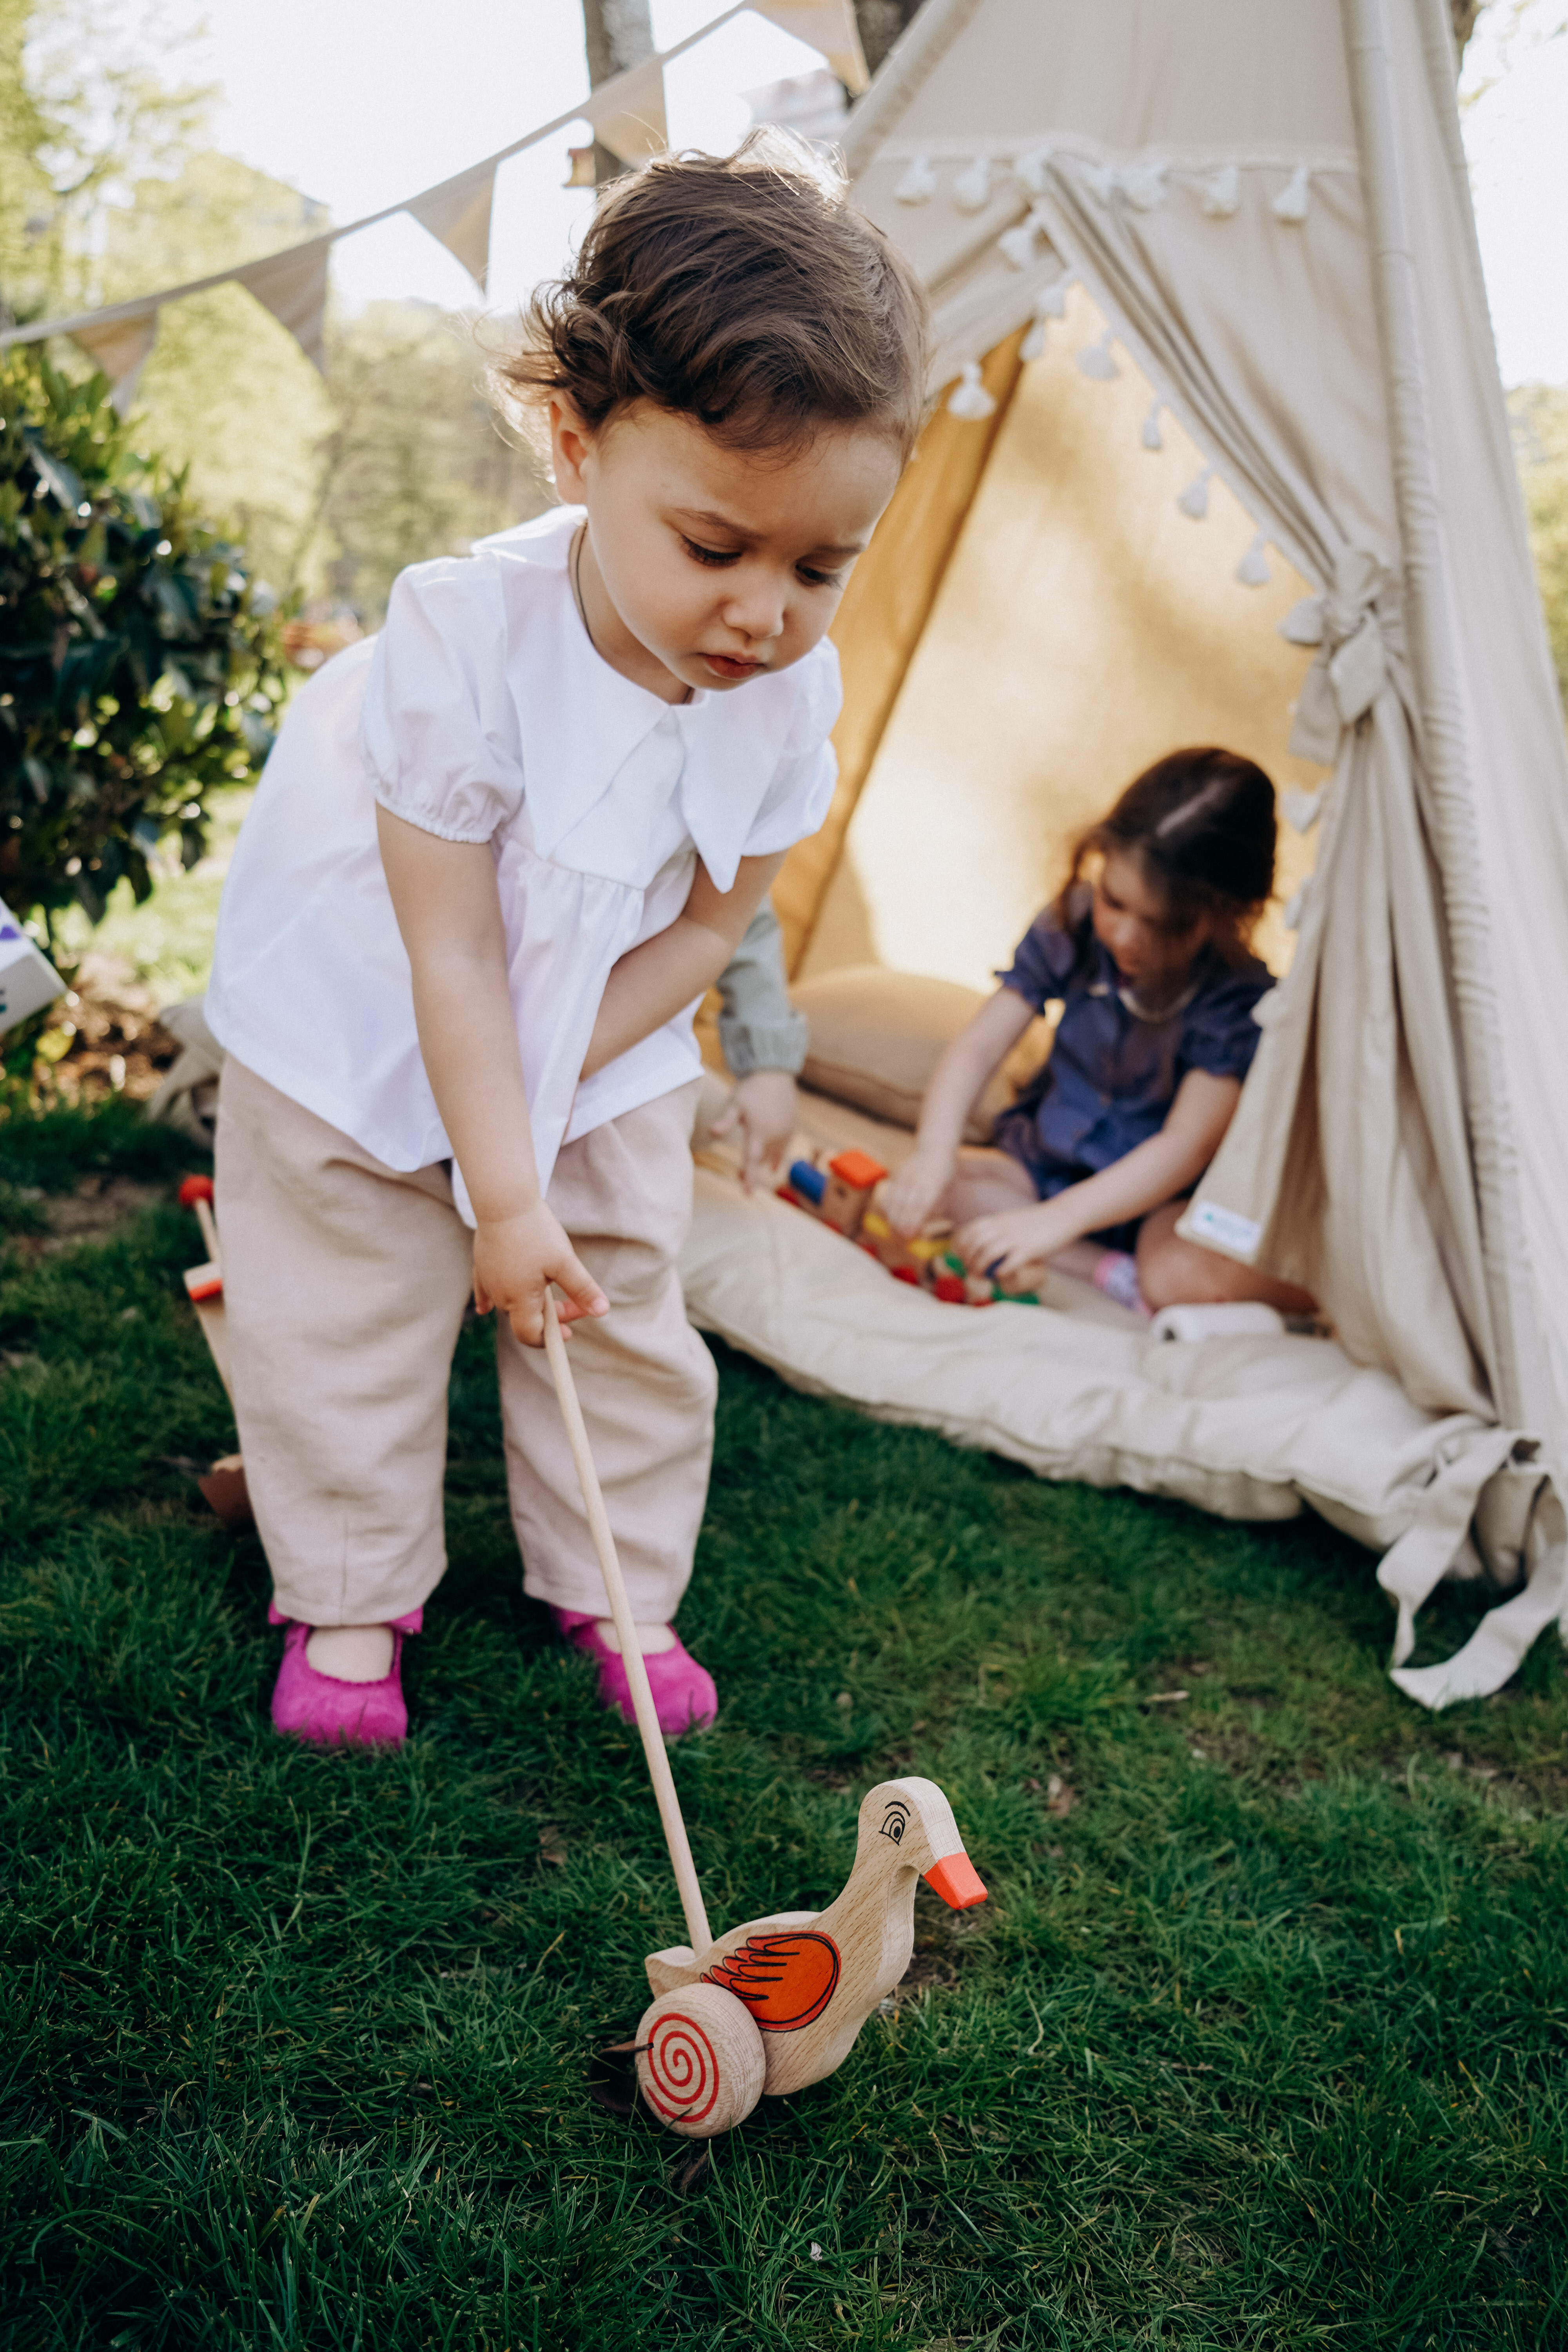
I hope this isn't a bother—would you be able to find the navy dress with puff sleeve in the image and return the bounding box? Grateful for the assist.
[989,889,1273,1250]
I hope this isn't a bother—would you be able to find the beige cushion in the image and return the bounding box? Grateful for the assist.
[681,1171,1527,1570]
[792,963,1053,1141]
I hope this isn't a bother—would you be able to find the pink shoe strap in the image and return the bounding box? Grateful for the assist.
[268,1601,423,1634]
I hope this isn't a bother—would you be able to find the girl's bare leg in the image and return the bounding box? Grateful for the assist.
[942,1146,1041,1223]
[1135,1200,1316,1314]
[940,1149,1105,1285]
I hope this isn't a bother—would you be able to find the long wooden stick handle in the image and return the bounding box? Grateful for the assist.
[542,1293,712,1956]
[193,1197,220,1269]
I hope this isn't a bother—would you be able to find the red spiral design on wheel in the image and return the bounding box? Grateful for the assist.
[642,2011,721,2125]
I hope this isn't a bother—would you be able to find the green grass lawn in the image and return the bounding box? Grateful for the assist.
[2,1106,1566,2350]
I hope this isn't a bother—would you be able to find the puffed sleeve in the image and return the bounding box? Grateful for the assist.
[995,901,1083,1013]
[1179,962,1274,1082]
[739,639,844,859]
[361,555,524,843]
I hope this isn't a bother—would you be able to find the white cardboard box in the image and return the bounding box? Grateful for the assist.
[0,898,65,1036]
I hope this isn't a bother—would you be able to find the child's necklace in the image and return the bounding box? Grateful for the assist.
[570,525,691,703]
[570,525,599,657]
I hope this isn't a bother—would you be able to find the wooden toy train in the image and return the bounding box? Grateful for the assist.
[777,1147,1040,1306]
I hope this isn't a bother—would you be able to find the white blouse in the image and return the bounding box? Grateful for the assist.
[207,505,840,1217]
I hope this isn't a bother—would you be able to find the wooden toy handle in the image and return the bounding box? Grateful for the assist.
[180,1177,221,1270]
[542,1292,712,1956]
[193,1197,220,1267]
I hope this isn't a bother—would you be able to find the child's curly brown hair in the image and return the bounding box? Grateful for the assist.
[493,129,930,461]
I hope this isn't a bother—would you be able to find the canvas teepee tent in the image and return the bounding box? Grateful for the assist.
[715,0,1568,1704]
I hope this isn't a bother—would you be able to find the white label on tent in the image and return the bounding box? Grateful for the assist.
[1185,1200,1262,1258]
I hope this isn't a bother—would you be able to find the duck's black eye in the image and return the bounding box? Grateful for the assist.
[880,1804,908,1844]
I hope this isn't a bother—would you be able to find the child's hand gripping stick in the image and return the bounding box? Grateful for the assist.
[542,1290,712,1956]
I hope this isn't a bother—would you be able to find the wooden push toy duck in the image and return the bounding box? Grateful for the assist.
[636,1777,986,2137]
[539,1298,988,2143]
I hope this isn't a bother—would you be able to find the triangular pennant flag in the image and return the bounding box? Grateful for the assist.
[585,55,668,164]
[751,2,869,95]
[68,309,158,414]
[407,157,497,290]
[236,238,332,374]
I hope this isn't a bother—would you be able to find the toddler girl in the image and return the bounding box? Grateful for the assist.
[206,134,926,1748]
[884,749,1315,1319]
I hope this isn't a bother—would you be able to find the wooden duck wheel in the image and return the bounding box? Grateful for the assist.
[635,1984,766,2138]
[543,1296,988,2143]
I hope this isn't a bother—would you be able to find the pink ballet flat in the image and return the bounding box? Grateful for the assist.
[267,1602,423,1749]
[552,1607,718,1736]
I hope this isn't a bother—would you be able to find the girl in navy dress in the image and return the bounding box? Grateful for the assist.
[884,748,1316,1319]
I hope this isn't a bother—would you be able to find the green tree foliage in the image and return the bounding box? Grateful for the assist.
[96,151,336,597]
[0,0,211,324]
[0,0,52,312]
[1511,385,1568,712]
[0,347,286,929]
[309,303,549,626]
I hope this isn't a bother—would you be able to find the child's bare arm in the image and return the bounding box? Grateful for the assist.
[959,1068,1242,1279]
[884,987,1036,1234]
[376,806,608,1347]
[581,852,785,1078]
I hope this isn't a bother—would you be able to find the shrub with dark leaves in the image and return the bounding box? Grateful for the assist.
[0,348,287,928]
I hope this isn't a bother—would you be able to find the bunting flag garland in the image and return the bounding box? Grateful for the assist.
[752,2,869,94]
[0,0,870,392]
[68,312,159,414]
[235,238,333,373]
[406,156,500,290]
[587,54,669,164]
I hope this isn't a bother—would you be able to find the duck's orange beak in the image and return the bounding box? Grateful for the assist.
[923,1852,988,1909]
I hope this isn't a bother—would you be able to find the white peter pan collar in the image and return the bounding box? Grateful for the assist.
[476,507,800,895]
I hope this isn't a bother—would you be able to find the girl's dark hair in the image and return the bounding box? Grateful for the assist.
[494,129,930,459]
[1060,748,1278,963]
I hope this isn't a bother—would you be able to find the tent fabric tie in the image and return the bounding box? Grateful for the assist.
[1388,1482,1568,1713]
[1376,1424,1520,1670]
[1279,548,1405,764]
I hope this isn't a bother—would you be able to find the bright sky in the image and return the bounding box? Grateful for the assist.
[176,0,826,321]
[1459,1,1568,384]
[149,0,1568,386]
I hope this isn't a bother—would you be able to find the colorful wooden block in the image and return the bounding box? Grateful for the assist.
[819,1147,887,1240]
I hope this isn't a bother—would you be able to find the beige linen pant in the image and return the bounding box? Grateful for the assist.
[214,1060,715,1628]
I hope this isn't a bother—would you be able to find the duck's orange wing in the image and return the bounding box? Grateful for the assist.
[703,1930,840,2031]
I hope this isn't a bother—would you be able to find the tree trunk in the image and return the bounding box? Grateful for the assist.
[1451,0,1486,64]
[852,0,927,78]
[581,0,655,186]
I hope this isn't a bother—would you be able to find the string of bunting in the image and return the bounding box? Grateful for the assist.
[0,2,866,407]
